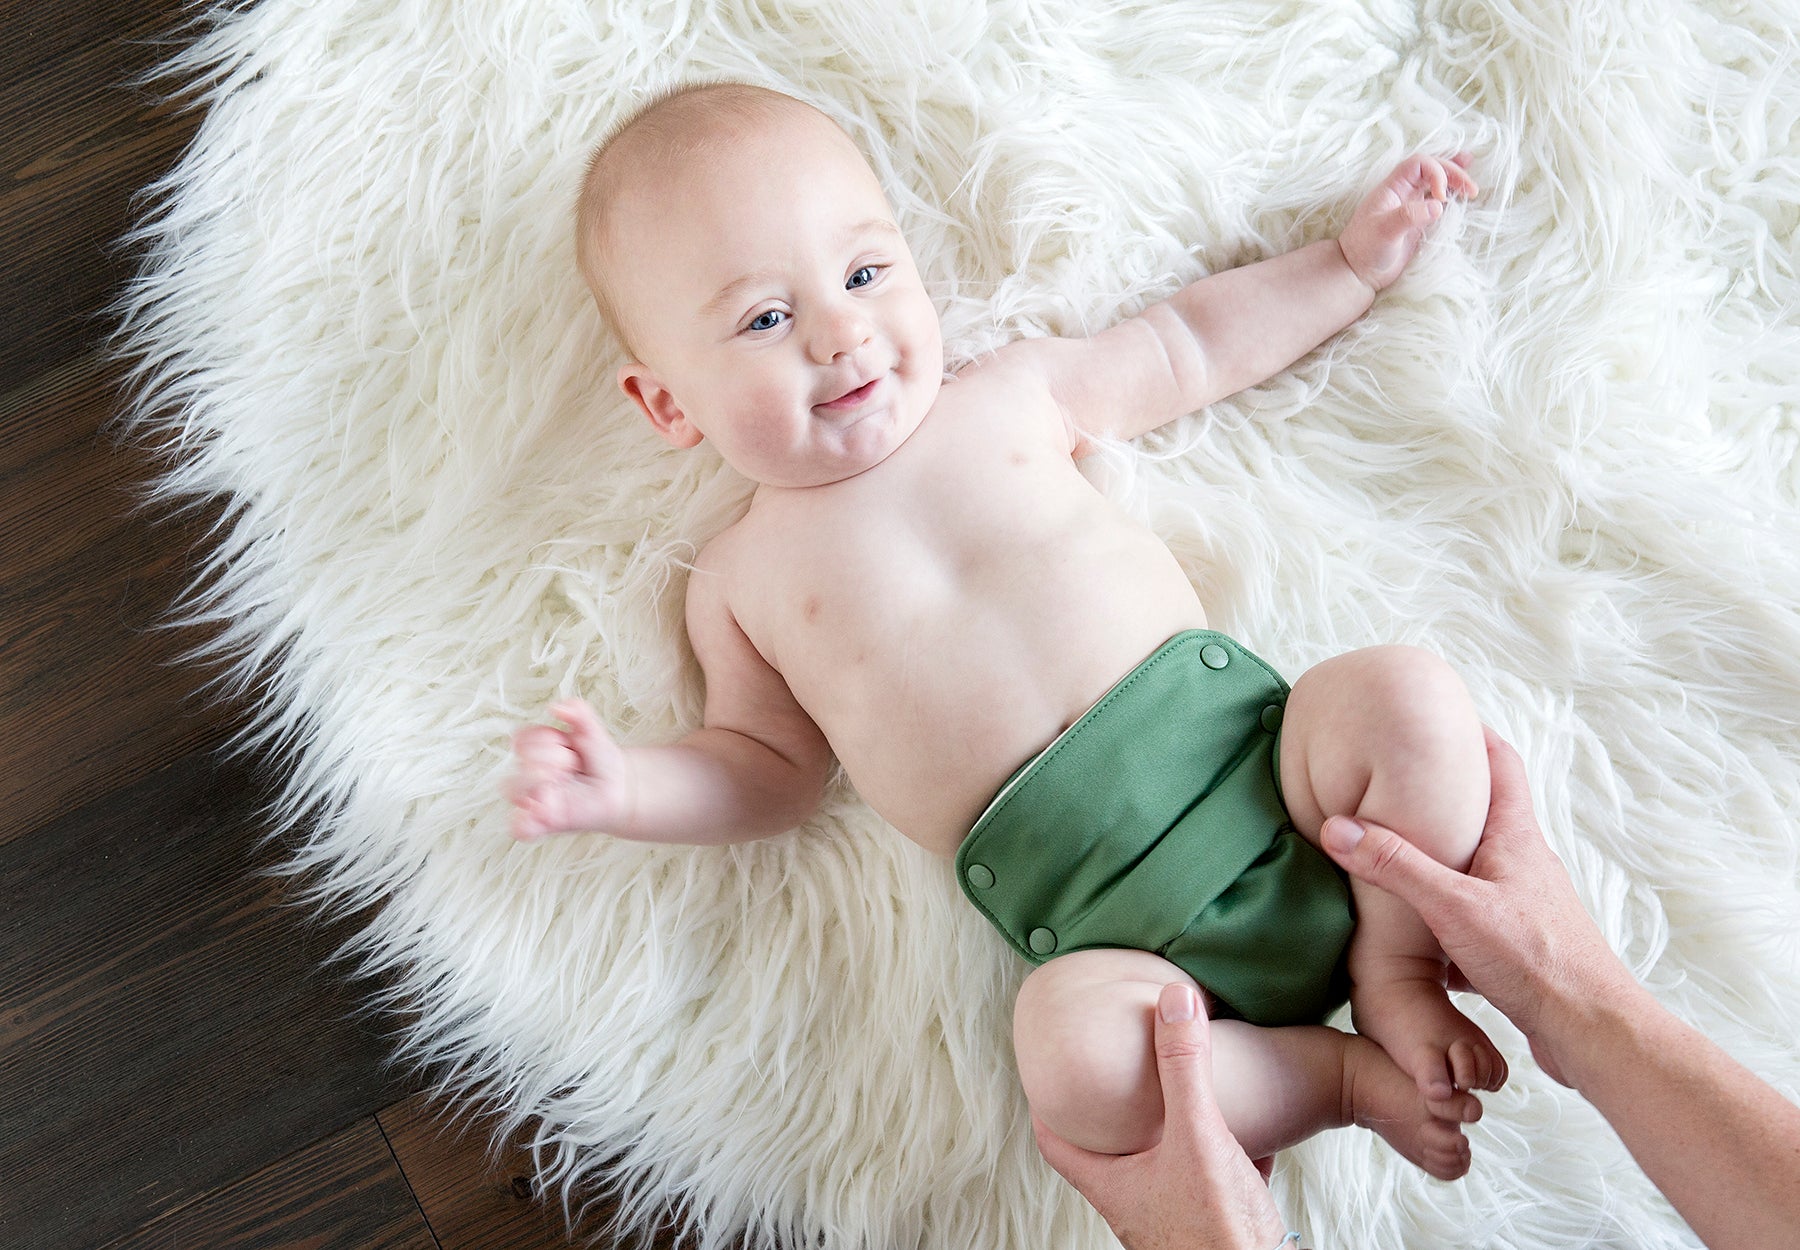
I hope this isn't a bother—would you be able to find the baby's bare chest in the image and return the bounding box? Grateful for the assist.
[719,385,1208,847]
[748,397,1104,645]
[746,400,1193,688]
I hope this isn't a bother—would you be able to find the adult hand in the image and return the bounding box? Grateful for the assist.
[1319,727,1636,1083]
[1033,983,1293,1250]
[1326,728,1800,1250]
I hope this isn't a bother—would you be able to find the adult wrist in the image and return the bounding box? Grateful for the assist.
[1534,965,1654,1092]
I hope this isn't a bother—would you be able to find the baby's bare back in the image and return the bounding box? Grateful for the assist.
[709,355,1208,854]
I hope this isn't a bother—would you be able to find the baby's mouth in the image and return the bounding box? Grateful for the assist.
[817,375,883,411]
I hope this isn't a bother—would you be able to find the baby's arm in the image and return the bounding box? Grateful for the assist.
[1009,155,1476,450]
[509,549,832,844]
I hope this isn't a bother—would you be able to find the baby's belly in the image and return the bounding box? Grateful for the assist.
[809,533,1210,856]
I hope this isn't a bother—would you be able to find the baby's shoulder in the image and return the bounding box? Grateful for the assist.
[691,517,751,581]
[944,340,1079,451]
[951,338,1058,391]
[681,525,753,639]
[687,502,786,595]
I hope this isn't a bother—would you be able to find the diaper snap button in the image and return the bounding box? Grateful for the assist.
[966,863,995,890]
[1028,927,1058,956]
[1200,643,1230,670]
[1260,704,1284,734]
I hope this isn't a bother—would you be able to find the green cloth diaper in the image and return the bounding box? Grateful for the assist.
[955,629,1353,1027]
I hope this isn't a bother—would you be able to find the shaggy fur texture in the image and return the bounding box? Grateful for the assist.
[121,1,1800,1246]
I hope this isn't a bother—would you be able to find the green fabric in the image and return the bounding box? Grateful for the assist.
[956,630,1353,1027]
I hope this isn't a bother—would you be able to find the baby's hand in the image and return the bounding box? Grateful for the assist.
[1337,153,1478,293]
[506,699,633,842]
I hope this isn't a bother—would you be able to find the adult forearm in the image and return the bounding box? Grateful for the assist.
[1555,987,1800,1249]
[1165,239,1374,407]
[622,727,824,844]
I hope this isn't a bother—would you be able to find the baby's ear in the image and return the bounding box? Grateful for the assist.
[618,363,702,448]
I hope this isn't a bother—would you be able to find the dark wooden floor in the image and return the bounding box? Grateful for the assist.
[2,5,657,1247]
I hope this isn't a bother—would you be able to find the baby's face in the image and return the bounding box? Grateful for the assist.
[609,113,943,488]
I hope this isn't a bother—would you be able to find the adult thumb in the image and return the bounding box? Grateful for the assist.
[1320,815,1459,914]
[1151,983,1218,1130]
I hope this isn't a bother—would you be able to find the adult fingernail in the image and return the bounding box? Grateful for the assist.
[1160,984,1198,1023]
[1323,816,1366,852]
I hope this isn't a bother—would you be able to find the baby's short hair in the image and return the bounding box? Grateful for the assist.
[575,81,830,359]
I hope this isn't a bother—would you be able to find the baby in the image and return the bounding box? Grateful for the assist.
[510,81,1504,1177]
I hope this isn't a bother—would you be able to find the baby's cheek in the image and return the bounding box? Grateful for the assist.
[905,291,943,362]
[903,309,946,401]
[737,386,804,455]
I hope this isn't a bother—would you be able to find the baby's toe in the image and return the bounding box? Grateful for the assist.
[1420,1119,1473,1181]
[1430,1087,1482,1125]
[1450,1037,1509,1093]
[1412,1045,1457,1105]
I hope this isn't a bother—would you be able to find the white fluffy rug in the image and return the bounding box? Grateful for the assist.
[122,1,1800,1246]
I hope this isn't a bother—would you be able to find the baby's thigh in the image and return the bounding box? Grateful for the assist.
[1013,948,1200,1155]
[1277,645,1485,841]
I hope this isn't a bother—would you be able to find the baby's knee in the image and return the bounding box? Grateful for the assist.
[1013,950,1192,1155]
[1336,645,1480,755]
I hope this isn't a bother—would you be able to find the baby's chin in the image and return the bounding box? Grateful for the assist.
[747,437,907,490]
[749,424,919,490]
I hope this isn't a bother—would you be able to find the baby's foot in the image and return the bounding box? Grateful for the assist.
[1352,964,1508,1117]
[1341,1032,1478,1181]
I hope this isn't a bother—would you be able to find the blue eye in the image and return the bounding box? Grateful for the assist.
[747,310,786,332]
[848,266,879,288]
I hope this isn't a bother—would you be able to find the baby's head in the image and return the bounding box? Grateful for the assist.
[576,83,944,489]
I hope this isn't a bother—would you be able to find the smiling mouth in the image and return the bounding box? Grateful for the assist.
[817,375,883,411]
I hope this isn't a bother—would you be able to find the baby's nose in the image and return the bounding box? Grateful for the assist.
[808,304,874,363]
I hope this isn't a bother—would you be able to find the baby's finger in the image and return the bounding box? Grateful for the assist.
[511,805,560,843]
[1391,155,1432,195]
[1426,157,1449,202]
[550,696,601,739]
[1406,197,1445,229]
[549,697,594,727]
[553,698,619,778]
[504,763,561,804]
[1444,157,1479,198]
[1390,155,1444,202]
[513,726,580,768]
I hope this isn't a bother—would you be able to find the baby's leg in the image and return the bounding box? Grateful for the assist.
[1279,646,1508,1110]
[1013,948,1475,1178]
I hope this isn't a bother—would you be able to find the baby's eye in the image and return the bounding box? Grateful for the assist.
[847,266,880,289]
[747,309,786,333]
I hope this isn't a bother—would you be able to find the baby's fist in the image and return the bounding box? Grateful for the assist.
[507,698,632,841]
[1338,153,1478,293]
